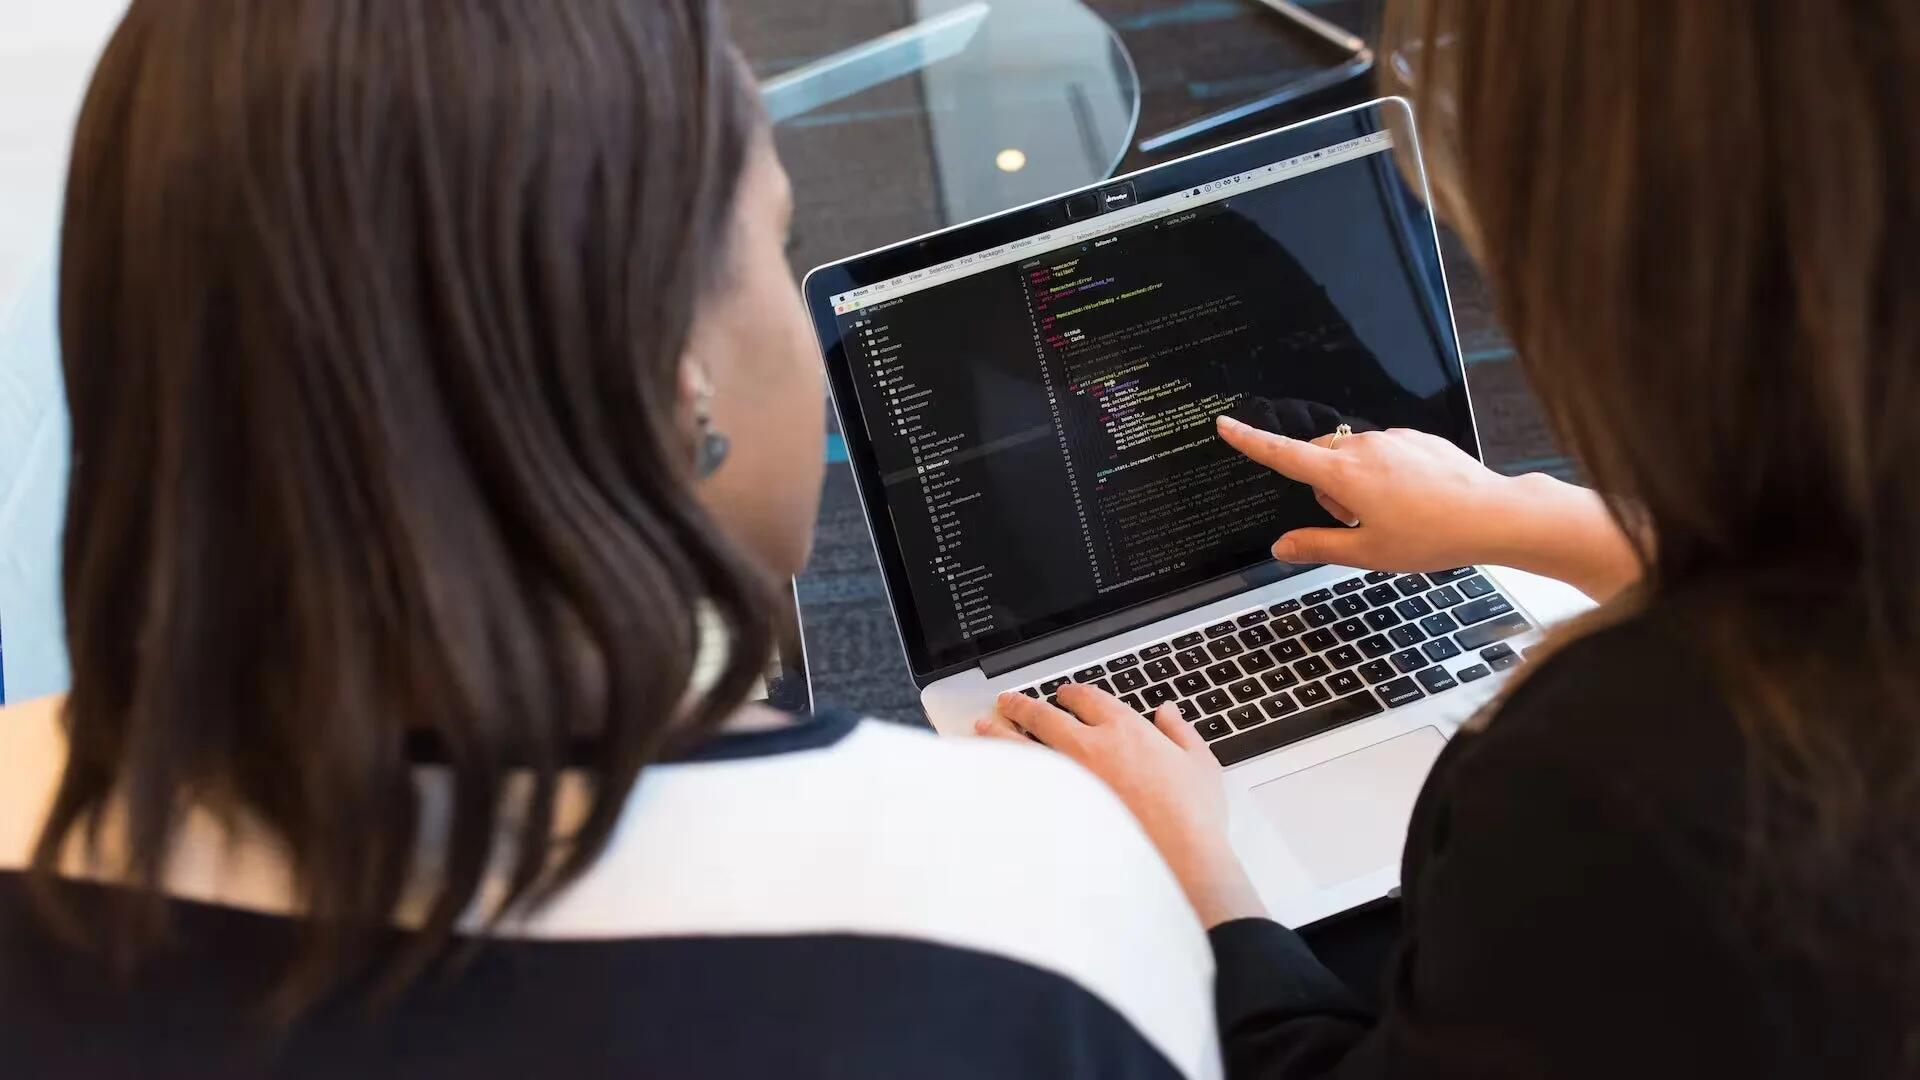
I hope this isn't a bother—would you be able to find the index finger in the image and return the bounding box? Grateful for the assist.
[995,691,1085,748]
[1216,415,1339,486]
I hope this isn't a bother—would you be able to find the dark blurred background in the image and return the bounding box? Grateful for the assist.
[732,0,1566,724]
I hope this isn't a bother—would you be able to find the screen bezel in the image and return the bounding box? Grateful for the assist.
[803,98,1479,685]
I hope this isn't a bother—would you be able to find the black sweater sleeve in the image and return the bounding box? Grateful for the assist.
[1208,623,1773,1079]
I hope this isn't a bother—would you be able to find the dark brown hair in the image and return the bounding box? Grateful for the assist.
[1388,0,1919,1064]
[39,0,774,1014]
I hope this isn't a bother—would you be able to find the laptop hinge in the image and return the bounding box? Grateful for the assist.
[978,562,1301,679]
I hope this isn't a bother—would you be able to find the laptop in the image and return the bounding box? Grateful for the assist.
[801,98,1592,927]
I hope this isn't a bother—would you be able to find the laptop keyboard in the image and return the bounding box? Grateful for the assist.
[1012,569,1535,766]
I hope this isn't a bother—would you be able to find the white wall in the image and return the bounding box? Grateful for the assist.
[0,1,128,701]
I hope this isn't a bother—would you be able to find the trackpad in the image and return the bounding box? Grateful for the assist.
[1249,727,1446,889]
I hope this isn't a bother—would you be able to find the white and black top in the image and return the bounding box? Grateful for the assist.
[0,698,1222,1079]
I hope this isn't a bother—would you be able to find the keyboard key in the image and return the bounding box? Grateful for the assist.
[1327,645,1363,669]
[1295,656,1332,679]
[1260,692,1299,718]
[1327,670,1365,696]
[1176,647,1211,671]
[1226,704,1264,730]
[1239,624,1277,648]
[1362,584,1400,608]
[1120,693,1146,714]
[1205,620,1239,639]
[1302,589,1334,605]
[1142,683,1178,707]
[1295,681,1332,706]
[1358,633,1394,658]
[1261,668,1300,693]
[1482,643,1515,661]
[1490,653,1521,671]
[1390,648,1426,673]
[1419,612,1460,636]
[1303,604,1337,627]
[1229,678,1264,703]
[1395,574,1432,596]
[1090,678,1113,695]
[1144,657,1180,681]
[1204,661,1242,685]
[1238,649,1276,674]
[1427,567,1477,584]
[1197,689,1233,714]
[1106,653,1139,671]
[1267,599,1302,616]
[1332,594,1366,617]
[1364,608,1401,631]
[1174,673,1210,696]
[1421,637,1462,662]
[1303,628,1338,652]
[1173,631,1205,648]
[1236,610,1269,628]
[1363,570,1395,583]
[1210,690,1384,766]
[1334,577,1365,594]
[1416,666,1458,693]
[1073,665,1106,682]
[1272,614,1307,637]
[1427,585,1464,609]
[1139,642,1173,659]
[1112,668,1149,693]
[1458,575,1496,599]
[1389,624,1425,648]
[1394,596,1434,619]
[1046,695,1061,709]
[1041,677,1071,694]
[1378,677,1425,707]
[1174,699,1199,721]
[1197,716,1234,740]
[1270,639,1307,663]
[1452,595,1515,627]
[1457,663,1492,683]
[1207,637,1245,660]
[1359,659,1397,684]
[1333,618,1368,642]
[1018,687,1040,698]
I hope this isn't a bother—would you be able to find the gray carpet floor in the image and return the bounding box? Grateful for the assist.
[734,0,1569,726]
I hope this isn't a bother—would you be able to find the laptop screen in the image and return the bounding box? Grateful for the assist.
[809,103,1475,679]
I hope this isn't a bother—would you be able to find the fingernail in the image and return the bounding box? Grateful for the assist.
[1216,414,1243,431]
[995,691,1015,707]
[1272,539,1296,561]
[974,715,993,733]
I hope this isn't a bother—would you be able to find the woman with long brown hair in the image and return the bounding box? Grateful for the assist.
[0,1,1224,1076]
[988,1,1920,1075]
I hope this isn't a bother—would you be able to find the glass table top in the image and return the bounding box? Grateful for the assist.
[736,0,1140,274]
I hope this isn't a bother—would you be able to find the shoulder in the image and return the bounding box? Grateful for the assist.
[1422,605,1753,904]
[1464,607,1744,793]
[1386,611,1788,1076]
[534,719,1223,1080]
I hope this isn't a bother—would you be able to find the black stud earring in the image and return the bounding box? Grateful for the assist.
[691,368,730,478]
[696,424,731,478]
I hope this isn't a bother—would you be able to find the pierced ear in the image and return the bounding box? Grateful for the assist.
[678,360,711,415]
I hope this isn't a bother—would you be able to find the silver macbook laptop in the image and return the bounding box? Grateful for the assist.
[802,98,1591,927]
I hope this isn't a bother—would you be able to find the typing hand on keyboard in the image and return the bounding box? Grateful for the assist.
[979,684,1266,928]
